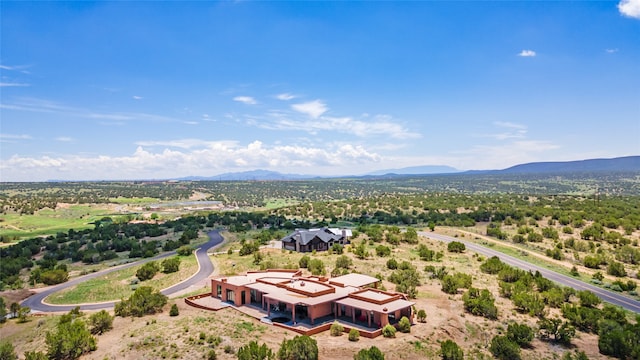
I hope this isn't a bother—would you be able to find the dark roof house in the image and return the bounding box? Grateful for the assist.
[281,227,352,252]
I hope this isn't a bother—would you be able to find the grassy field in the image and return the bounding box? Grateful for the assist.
[262,198,299,210]
[46,254,198,304]
[108,197,159,204]
[0,204,117,240]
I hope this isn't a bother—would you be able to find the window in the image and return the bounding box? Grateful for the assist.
[216,285,222,298]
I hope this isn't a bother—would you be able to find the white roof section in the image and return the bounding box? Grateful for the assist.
[330,273,379,288]
[335,296,415,314]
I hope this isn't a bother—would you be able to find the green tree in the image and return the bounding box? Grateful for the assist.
[397,316,411,333]
[277,335,318,360]
[537,317,575,345]
[46,319,97,360]
[506,323,534,347]
[381,324,396,338]
[0,341,17,360]
[24,351,48,360]
[578,290,601,308]
[416,309,427,323]
[354,241,369,260]
[0,297,7,323]
[88,310,113,335]
[169,304,179,316]
[462,288,498,320]
[161,257,181,273]
[348,328,359,342]
[402,228,418,244]
[114,286,167,317]
[440,340,463,360]
[489,336,521,360]
[330,321,344,336]
[136,261,160,281]
[335,255,352,269]
[307,259,325,276]
[447,241,465,253]
[176,245,193,256]
[17,306,30,323]
[298,255,310,269]
[607,261,627,277]
[237,341,274,360]
[353,346,384,360]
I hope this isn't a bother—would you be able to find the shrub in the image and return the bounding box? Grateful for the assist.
[440,339,463,360]
[375,245,391,257]
[176,245,193,256]
[46,319,97,360]
[114,286,167,317]
[447,241,465,253]
[330,321,344,336]
[348,328,359,342]
[161,257,181,273]
[331,243,344,254]
[506,323,533,347]
[489,336,521,360]
[397,316,411,333]
[462,288,498,320]
[307,259,325,276]
[607,261,627,277]
[277,335,318,360]
[169,304,179,316]
[299,255,310,268]
[335,255,352,269]
[207,349,217,360]
[237,341,274,360]
[381,324,396,338]
[88,310,113,335]
[136,261,159,281]
[24,351,47,360]
[386,258,398,270]
[0,341,17,360]
[353,346,384,360]
[480,256,505,274]
[416,309,427,323]
[40,269,69,285]
[441,273,472,294]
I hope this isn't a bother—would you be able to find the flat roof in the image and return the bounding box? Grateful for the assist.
[335,297,414,314]
[355,289,394,302]
[329,273,379,288]
[214,270,297,287]
[264,285,359,306]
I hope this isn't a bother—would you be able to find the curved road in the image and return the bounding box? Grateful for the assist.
[421,231,640,313]
[22,230,223,312]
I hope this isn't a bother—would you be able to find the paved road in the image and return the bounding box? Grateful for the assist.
[21,230,223,312]
[421,231,640,313]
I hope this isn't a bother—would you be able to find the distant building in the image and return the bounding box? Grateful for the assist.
[209,269,414,337]
[281,227,352,252]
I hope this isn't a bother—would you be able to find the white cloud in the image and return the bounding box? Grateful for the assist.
[265,112,420,139]
[132,95,143,100]
[276,93,296,101]
[0,82,30,87]
[606,48,619,53]
[291,100,328,119]
[1,97,180,124]
[517,50,537,57]
[0,64,31,74]
[183,121,199,125]
[0,133,32,141]
[489,121,528,140]
[0,141,382,181]
[233,96,257,105]
[55,136,74,142]
[619,0,640,18]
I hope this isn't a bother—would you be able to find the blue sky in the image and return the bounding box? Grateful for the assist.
[1,1,639,181]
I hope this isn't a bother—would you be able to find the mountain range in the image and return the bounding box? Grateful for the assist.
[174,156,640,181]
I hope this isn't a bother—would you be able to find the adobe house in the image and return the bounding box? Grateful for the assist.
[210,270,414,335]
[281,227,352,252]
